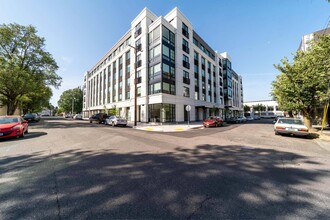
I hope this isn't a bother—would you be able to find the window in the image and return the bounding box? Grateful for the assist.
[183,86,190,97]
[195,91,199,100]
[149,82,161,94]
[162,45,175,62]
[162,63,175,80]
[149,25,160,44]
[194,51,198,60]
[162,26,175,45]
[149,44,161,60]
[149,63,161,80]
[193,37,198,46]
[135,22,142,37]
[137,87,141,97]
[136,38,142,51]
[182,38,189,54]
[182,22,189,38]
[183,70,189,79]
[183,54,190,69]
[137,54,142,67]
[162,82,175,95]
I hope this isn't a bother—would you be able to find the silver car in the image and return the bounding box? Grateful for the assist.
[274,118,309,137]
[105,116,127,127]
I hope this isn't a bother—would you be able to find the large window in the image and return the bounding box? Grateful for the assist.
[182,22,189,39]
[162,63,175,80]
[162,26,175,46]
[162,45,175,62]
[149,103,176,122]
[162,82,175,95]
[149,82,161,95]
[149,25,160,44]
[149,44,161,61]
[149,63,161,80]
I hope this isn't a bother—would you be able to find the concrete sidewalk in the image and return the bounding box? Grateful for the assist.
[128,121,204,132]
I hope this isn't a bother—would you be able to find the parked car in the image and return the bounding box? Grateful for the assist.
[274,118,309,137]
[237,116,247,123]
[252,115,260,120]
[23,113,40,122]
[64,114,72,118]
[73,114,83,120]
[89,113,108,124]
[246,116,254,121]
[105,116,127,127]
[225,117,239,123]
[0,116,29,139]
[203,116,223,127]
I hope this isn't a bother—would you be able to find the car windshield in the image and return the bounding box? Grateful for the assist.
[0,117,19,124]
[25,113,34,117]
[278,118,304,125]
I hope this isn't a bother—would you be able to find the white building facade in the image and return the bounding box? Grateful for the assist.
[82,7,244,122]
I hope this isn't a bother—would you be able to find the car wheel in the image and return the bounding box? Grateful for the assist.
[275,131,279,135]
[123,124,126,127]
[25,128,29,134]
[19,130,25,138]
[105,121,108,125]
[112,121,115,127]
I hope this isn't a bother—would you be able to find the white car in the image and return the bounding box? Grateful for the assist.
[274,118,309,137]
[73,114,83,120]
[105,116,127,127]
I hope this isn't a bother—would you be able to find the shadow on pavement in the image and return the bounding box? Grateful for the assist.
[0,132,47,142]
[0,144,328,219]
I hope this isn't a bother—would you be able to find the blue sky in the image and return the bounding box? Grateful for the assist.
[1,0,329,106]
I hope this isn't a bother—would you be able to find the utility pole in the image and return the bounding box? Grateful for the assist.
[128,45,138,127]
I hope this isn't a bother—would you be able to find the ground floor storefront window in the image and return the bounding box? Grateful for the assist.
[148,103,175,122]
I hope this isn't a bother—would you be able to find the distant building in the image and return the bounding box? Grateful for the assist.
[244,100,283,118]
[299,27,330,52]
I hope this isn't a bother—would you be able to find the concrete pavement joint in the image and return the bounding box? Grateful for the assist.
[187,196,212,220]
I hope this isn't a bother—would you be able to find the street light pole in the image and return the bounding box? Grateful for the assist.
[128,45,138,127]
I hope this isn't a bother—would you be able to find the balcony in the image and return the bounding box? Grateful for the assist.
[182,60,190,69]
[183,77,190,85]
[134,28,142,38]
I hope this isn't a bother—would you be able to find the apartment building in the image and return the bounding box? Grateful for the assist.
[82,7,243,122]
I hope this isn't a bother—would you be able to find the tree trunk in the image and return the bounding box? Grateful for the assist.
[6,99,18,115]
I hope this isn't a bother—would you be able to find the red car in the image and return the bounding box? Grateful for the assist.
[0,116,29,139]
[203,116,224,127]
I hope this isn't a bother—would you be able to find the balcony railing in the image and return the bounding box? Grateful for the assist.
[183,77,190,85]
[182,44,190,54]
[182,60,190,69]
[134,28,142,38]
[182,28,189,39]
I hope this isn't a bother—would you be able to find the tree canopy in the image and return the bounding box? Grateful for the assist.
[57,87,83,114]
[0,23,62,115]
[272,34,330,128]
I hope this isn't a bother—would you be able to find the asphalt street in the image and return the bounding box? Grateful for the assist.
[0,117,329,219]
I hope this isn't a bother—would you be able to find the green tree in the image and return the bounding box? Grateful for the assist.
[243,105,251,114]
[253,104,266,116]
[272,35,330,129]
[0,23,61,115]
[57,87,83,114]
[20,84,53,114]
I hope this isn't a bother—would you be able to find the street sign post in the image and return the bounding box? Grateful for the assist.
[185,105,191,127]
